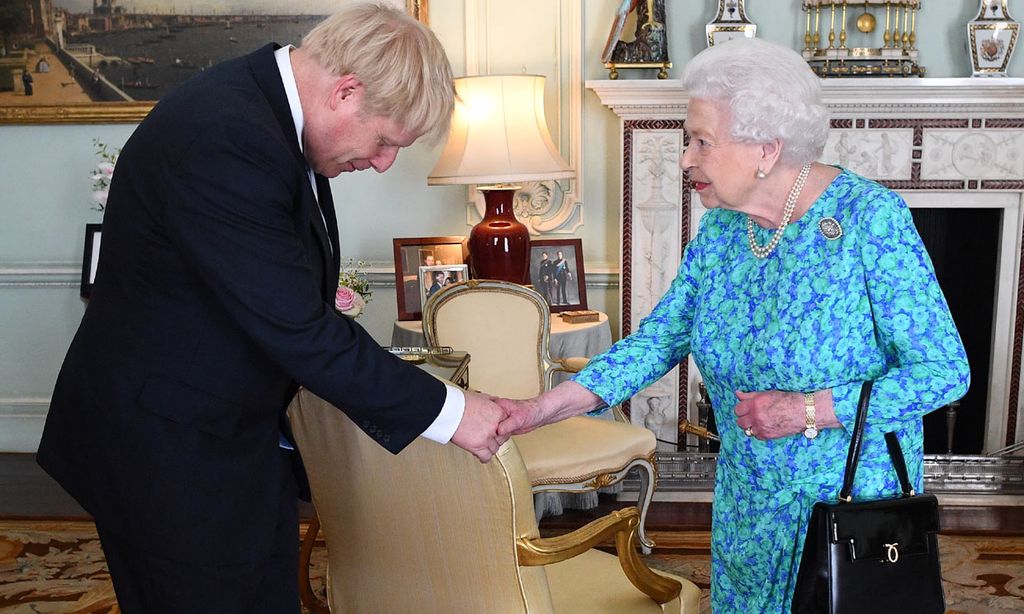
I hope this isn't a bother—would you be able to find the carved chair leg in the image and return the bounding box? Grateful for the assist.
[299,513,329,614]
[634,457,657,554]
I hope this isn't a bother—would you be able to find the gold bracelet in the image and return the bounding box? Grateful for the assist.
[803,392,819,439]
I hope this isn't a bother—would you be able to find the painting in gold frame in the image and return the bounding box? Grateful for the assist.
[0,0,428,125]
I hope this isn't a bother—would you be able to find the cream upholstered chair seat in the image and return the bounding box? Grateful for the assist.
[287,389,700,614]
[515,416,655,487]
[422,280,658,551]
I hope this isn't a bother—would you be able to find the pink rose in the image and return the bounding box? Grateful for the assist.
[335,285,365,317]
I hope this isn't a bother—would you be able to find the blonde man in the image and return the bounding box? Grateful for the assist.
[39,4,506,613]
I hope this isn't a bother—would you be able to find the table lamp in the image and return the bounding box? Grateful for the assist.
[428,74,574,284]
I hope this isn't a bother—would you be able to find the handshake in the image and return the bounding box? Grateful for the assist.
[450,382,602,462]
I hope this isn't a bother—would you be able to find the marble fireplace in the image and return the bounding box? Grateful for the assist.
[588,77,1024,492]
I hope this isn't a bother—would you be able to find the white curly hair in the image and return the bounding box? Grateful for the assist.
[681,38,829,165]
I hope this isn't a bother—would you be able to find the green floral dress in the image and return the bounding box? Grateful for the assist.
[573,170,969,613]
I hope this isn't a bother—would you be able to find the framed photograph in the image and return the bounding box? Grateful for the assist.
[0,1,428,125]
[393,236,468,320]
[528,239,587,313]
[80,223,102,298]
[419,264,468,310]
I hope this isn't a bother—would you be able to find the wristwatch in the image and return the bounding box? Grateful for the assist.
[803,392,819,439]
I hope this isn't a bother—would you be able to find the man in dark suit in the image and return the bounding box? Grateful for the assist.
[37,5,506,613]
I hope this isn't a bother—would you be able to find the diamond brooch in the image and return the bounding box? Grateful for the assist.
[818,217,843,240]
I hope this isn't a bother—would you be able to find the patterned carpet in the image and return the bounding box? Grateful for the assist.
[1,520,1021,613]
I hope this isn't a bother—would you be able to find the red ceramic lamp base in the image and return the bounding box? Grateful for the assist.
[469,187,530,284]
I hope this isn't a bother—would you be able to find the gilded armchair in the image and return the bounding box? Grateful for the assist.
[287,389,700,613]
[422,279,658,552]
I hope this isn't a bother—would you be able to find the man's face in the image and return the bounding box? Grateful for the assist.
[304,78,419,178]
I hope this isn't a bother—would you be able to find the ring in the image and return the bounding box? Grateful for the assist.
[744,426,754,437]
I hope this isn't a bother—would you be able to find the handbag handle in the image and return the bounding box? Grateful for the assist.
[838,381,914,503]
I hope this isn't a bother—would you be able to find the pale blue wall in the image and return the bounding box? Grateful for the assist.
[1,0,1019,451]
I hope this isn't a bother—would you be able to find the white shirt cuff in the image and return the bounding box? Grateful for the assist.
[419,384,465,444]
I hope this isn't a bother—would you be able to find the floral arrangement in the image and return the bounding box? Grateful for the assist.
[90,139,120,212]
[336,259,372,318]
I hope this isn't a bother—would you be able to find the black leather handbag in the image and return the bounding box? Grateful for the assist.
[792,381,945,614]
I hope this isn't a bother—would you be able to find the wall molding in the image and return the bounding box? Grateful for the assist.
[2,262,618,291]
[0,263,80,288]
[0,399,49,453]
[362,265,619,290]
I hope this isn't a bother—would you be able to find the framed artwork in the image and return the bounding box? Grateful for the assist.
[418,264,468,310]
[528,239,587,313]
[80,223,102,298]
[0,0,428,125]
[392,236,468,320]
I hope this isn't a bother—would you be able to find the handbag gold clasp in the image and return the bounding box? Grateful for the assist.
[883,542,899,563]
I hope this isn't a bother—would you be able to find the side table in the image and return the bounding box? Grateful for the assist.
[392,312,612,387]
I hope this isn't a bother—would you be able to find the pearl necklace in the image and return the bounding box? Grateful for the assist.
[746,163,812,259]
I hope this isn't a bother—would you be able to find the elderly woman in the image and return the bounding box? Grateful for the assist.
[497,38,969,613]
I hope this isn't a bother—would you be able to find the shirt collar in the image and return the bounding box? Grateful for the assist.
[274,45,305,156]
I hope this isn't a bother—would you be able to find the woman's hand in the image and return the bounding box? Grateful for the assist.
[733,389,838,440]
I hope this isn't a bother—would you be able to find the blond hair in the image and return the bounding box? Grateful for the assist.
[302,2,454,143]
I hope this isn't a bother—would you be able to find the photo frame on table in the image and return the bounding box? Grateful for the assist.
[418,264,469,311]
[393,236,468,320]
[528,238,587,313]
[80,223,102,299]
[0,0,428,125]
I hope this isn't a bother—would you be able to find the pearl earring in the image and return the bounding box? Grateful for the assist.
[755,168,767,179]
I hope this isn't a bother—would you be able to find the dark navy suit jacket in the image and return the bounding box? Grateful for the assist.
[37,44,446,565]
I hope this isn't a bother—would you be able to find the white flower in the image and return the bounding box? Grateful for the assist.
[89,139,120,212]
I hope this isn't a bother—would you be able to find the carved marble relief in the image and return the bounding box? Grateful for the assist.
[638,374,680,450]
[921,130,1024,180]
[821,129,913,179]
[629,129,683,443]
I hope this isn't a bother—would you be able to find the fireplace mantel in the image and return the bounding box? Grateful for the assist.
[589,77,1024,119]
[588,77,1024,455]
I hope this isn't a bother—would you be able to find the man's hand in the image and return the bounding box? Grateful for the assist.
[450,390,509,463]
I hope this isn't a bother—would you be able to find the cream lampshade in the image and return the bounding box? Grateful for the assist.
[428,74,574,284]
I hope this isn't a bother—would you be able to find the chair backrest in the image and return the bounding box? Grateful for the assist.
[287,389,556,614]
[423,280,553,399]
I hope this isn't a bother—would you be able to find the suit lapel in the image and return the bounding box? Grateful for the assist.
[249,43,337,299]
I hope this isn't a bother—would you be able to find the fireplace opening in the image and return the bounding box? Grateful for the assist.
[911,208,1000,455]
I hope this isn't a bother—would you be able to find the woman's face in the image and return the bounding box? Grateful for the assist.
[680,98,764,211]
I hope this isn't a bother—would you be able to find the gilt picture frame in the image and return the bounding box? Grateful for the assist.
[0,0,428,125]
